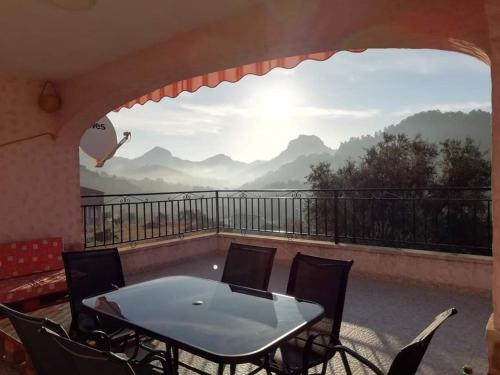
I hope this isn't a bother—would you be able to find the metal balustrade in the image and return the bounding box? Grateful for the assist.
[81,187,492,255]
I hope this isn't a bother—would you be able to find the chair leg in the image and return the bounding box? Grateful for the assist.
[263,355,272,375]
[320,361,327,375]
[339,351,352,375]
[128,333,140,359]
[162,344,174,374]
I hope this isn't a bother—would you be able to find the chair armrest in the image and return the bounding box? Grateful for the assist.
[88,330,112,352]
[75,310,102,332]
[138,340,168,357]
[302,332,336,368]
[133,351,170,374]
[330,345,385,375]
[42,318,70,338]
[302,335,385,375]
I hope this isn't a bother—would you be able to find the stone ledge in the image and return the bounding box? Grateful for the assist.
[217,232,492,264]
[218,233,492,293]
[118,233,218,276]
[118,232,217,254]
[113,231,492,293]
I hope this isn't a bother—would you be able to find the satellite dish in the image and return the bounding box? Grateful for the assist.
[80,116,117,160]
[80,116,131,167]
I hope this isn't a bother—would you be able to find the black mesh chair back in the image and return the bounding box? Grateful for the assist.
[41,326,136,375]
[387,308,457,375]
[332,308,457,375]
[62,248,125,334]
[273,253,353,373]
[0,304,75,375]
[287,253,353,342]
[221,242,277,290]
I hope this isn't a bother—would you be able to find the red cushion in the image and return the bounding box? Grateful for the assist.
[0,238,63,280]
[0,269,67,304]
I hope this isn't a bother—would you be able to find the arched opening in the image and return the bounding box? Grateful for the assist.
[78,47,491,257]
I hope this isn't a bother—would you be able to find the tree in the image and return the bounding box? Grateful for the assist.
[356,133,438,188]
[306,161,358,189]
[307,133,438,189]
[439,137,490,187]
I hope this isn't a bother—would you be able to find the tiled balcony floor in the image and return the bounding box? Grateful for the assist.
[0,254,491,374]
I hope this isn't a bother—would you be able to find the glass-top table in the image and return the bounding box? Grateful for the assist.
[82,276,324,367]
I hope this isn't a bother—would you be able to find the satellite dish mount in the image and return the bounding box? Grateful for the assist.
[95,132,131,167]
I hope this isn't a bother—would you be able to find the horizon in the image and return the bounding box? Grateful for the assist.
[106,49,491,163]
[107,109,491,164]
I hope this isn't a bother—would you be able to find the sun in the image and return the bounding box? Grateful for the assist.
[251,86,299,122]
[242,84,302,156]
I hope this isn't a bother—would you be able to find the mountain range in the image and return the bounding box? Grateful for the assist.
[80,110,491,193]
[80,134,335,190]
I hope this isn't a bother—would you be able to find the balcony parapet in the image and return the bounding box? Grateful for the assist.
[116,232,492,294]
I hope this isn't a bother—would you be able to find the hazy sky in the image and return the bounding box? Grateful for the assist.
[107,49,491,163]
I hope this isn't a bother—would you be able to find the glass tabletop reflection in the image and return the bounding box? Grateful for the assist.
[82,276,324,361]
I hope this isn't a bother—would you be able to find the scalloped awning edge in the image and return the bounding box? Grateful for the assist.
[114,50,365,111]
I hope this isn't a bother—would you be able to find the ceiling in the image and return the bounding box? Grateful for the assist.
[0,0,256,80]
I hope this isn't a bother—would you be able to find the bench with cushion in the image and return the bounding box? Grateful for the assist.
[0,238,67,311]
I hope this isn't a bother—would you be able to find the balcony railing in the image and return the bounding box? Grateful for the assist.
[81,187,492,256]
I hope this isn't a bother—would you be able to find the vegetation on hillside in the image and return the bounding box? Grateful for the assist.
[331,110,491,169]
[307,133,490,189]
[306,134,491,255]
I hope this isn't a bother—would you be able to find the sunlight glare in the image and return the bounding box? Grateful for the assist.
[243,85,302,154]
[252,86,299,122]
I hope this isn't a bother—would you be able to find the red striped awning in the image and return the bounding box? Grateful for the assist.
[115,50,363,111]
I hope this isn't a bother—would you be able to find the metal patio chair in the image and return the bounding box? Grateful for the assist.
[41,324,169,375]
[0,303,76,375]
[221,242,277,291]
[270,252,353,375]
[332,308,457,375]
[1,303,168,375]
[62,248,138,352]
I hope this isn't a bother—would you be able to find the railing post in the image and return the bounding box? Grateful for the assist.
[215,190,220,233]
[334,190,339,244]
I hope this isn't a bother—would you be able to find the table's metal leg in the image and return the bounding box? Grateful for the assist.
[229,363,236,375]
[217,363,225,375]
[172,346,179,374]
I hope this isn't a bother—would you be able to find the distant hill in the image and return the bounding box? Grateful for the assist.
[332,110,491,168]
[81,146,245,188]
[80,166,212,194]
[80,134,336,189]
[245,135,336,178]
[241,153,336,189]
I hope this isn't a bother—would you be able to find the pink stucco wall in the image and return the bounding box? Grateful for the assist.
[0,74,82,248]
